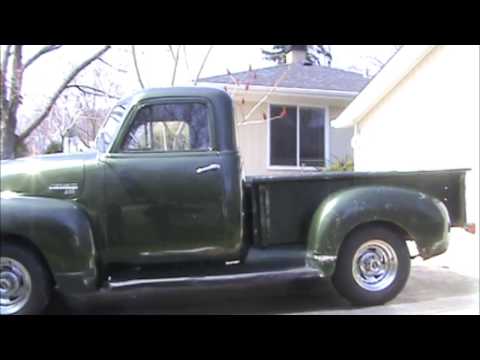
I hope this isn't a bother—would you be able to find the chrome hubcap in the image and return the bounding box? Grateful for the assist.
[352,240,398,291]
[0,257,32,315]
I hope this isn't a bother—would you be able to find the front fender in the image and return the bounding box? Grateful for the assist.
[0,194,98,293]
[306,186,450,277]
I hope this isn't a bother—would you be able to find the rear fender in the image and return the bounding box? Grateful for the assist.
[0,194,98,294]
[306,186,450,277]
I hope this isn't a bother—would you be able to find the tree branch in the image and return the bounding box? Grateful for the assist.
[97,56,128,73]
[65,84,120,99]
[168,45,176,60]
[237,113,286,126]
[242,65,290,122]
[194,45,214,85]
[23,45,62,69]
[18,45,111,141]
[182,45,191,79]
[170,45,181,86]
[131,45,145,89]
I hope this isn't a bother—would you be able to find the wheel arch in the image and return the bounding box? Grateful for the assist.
[342,220,413,248]
[0,196,99,294]
[306,185,450,277]
[1,233,56,286]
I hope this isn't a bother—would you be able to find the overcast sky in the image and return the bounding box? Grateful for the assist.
[16,45,399,121]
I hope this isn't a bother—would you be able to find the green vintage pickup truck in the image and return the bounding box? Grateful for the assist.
[0,87,468,314]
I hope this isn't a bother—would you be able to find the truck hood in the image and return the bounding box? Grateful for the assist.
[0,151,98,199]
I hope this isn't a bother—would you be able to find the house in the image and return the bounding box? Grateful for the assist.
[62,127,90,153]
[197,48,369,175]
[332,45,479,226]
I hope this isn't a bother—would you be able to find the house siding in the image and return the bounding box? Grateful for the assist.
[329,105,354,163]
[352,45,479,224]
[234,101,269,175]
[330,126,353,163]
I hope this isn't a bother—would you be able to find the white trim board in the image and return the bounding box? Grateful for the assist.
[332,45,436,128]
[196,82,360,100]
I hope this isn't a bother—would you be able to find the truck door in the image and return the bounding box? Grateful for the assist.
[101,98,229,265]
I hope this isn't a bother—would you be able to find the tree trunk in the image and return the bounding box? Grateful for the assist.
[0,113,16,160]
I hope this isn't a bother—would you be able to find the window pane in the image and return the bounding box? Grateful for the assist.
[122,121,150,150]
[152,121,191,151]
[270,105,297,166]
[300,108,325,167]
[122,102,210,152]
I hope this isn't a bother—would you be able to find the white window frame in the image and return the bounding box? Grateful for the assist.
[267,103,330,171]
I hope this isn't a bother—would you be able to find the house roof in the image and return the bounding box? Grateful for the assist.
[332,45,436,128]
[197,63,370,93]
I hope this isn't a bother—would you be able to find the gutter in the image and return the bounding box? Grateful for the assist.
[332,45,437,128]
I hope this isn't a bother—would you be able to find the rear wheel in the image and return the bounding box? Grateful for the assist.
[0,242,52,315]
[332,225,410,306]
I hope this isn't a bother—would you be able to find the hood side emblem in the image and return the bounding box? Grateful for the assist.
[48,183,79,195]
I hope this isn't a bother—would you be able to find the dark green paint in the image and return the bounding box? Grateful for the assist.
[0,87,468,295]
[99,150,243,265]
[0,151,95,199]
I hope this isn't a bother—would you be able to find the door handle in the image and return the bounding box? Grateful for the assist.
[196,164,221,174]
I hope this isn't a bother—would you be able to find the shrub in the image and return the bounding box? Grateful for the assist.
[44,142,63,154]
[327,156,354,171]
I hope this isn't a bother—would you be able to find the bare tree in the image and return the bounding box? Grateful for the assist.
[130,45,215,89]
[29,61,122,154]
[32,96,83,153]
[128,46,290,136]
[129,45,216,146]
[365,45,403,78]
[0,45,111,159]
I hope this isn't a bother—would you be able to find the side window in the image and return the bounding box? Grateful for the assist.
[121,102,211,152]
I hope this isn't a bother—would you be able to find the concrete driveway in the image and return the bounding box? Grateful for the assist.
[47,229,479,315]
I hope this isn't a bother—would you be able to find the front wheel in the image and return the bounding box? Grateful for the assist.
[0,242,52,315]
[332,225,411,306]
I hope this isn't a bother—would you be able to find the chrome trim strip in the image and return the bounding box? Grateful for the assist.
[108,267,319,289]
[311,254,337,263]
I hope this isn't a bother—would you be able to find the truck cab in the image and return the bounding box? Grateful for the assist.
[93,88,244,266]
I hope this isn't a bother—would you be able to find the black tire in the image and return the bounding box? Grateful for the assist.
[332,225,410,306]
[0,242,53,315]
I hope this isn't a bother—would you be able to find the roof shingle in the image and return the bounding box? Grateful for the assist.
[198,63,369,92]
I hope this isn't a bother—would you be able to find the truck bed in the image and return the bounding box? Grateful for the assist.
[244,169,468,247]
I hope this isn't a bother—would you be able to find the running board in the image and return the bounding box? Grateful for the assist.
[107,267,320,290]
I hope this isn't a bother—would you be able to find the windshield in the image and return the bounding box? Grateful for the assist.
[95,99,131,153]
